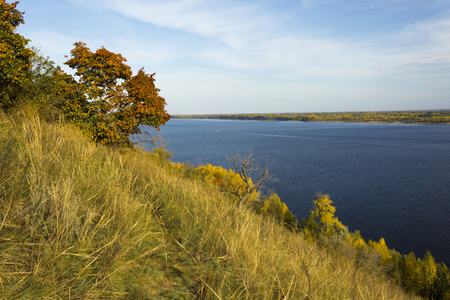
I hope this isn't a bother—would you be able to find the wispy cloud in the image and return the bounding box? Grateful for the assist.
[384,15,450,82]
[85,0,450,84]
[98,0,273,48]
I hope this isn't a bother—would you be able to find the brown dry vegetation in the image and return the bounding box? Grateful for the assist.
[0,110,419,299]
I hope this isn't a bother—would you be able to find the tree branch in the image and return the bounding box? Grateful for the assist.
[226,151,275,205]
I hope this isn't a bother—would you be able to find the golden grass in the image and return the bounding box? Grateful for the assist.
[0,110,418,299]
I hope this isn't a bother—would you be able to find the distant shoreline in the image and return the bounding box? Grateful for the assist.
[173,110,450,125]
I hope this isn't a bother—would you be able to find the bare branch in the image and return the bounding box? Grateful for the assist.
[226,151,275,205]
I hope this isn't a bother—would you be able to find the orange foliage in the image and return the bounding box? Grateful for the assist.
[62,42,170,144]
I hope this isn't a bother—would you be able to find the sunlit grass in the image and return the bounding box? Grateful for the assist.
[0,110,418,299]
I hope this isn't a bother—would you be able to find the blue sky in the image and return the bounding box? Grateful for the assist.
[16,0,450,114]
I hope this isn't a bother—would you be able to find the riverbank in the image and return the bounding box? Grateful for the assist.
[173,110,450,124]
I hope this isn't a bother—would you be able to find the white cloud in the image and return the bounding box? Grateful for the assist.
[395,16,450,51]
[382,14,450,82]
[99,0,270,47]
[300,0,313,8]
[91,0,450,84]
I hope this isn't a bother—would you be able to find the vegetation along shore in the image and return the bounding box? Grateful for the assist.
[1,1,449,298]
[174,111,450,124]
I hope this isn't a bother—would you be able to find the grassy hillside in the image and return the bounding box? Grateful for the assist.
[0,111,418,299]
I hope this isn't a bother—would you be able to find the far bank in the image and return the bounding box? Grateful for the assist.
[173,110,450,124]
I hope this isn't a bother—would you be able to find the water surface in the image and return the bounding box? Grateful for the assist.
[138,119,450,265]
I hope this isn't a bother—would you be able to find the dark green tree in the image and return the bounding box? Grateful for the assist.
[0,0,34,110]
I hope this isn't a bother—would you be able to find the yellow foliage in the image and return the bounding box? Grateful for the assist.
[422,252,438,291]
[368,237,392,264]
[353,235,366,248]
[196,164,259,204]
[261,193,284,221]
[309,194,345,235]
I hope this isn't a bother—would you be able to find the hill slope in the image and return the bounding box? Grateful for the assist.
[0,111,417,299]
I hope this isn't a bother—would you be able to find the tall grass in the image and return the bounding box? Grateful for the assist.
[0,111,418,299]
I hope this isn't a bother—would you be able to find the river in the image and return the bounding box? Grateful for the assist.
[137,119,450,265]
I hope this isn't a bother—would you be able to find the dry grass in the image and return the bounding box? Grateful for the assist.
[0,110,418,299]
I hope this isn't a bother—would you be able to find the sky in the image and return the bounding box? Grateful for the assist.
[15,0,450,114]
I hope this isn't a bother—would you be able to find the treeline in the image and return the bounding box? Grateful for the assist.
[175,111,450,124]
[155,151,450,299]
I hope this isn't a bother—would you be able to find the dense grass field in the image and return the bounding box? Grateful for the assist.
[0,111,419,299]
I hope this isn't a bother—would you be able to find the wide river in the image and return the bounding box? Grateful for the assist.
[138,119,450,265]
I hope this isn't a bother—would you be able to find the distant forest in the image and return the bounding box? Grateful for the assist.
[174,110,450,124]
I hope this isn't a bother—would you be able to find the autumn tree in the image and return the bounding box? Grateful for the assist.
[8,51,83,121]
[301,193,345,238]
[63,42,170,144]
[196,163,260,204]
[431,263,450,300]
[368,237,393,268]
[260,193,298,229]
[0,0,34,110]
[227,151,274,205]
[194,162,297,229]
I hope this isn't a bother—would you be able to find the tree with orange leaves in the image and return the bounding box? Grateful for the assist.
[63,42,170,144]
